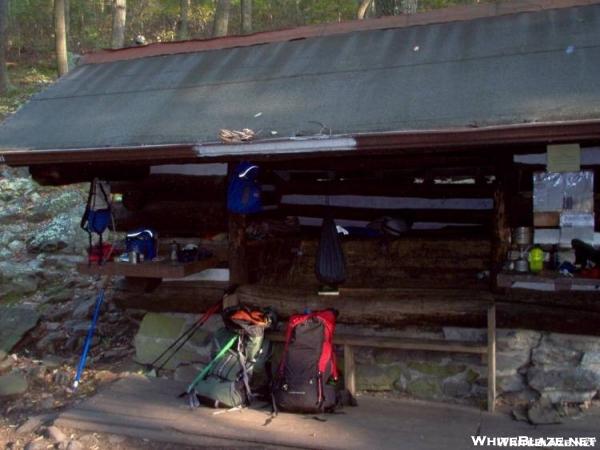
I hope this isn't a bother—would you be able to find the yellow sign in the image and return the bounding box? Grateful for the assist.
[547,144,581,172]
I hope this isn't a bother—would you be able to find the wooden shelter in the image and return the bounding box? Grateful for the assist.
[2,0,600,413]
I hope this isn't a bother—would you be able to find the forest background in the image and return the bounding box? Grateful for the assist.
[0,0,481,119]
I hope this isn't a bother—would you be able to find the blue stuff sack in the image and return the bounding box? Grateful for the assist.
[227,162,262,214]
[126,229,157,260]
[83,209,111,235]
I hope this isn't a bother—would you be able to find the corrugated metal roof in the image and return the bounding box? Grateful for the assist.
[0,3,600,162]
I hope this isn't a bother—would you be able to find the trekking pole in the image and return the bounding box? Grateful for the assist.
[186,335,238,394]
[72,276,111,389]
[146,300,222,374]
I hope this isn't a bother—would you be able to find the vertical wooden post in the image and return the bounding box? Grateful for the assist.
[491,157,512,291]
[487,303,496,413]
[344,344,356,396]
[227,163,249,285]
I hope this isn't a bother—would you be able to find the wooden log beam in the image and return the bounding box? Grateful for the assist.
[29,163,149,186]
[276,204,492,224]
[112,278,229,313]
[278,180,494,198]
[112,175,226,203]
[236,285,600,336]
[237,285,492,327]
[112,200,227,237]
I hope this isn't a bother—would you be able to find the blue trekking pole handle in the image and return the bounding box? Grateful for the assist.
[73,277,110,389]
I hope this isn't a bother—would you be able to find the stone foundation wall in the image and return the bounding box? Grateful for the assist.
[133,313,600,410]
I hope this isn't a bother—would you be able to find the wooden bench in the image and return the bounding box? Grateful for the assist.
[267,304,497,412]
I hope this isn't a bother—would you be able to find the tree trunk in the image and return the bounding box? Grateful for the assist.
[375,0,395,16]
[54,0,69,77]
[357,0,373,19]
[111,0,126,49]
[176,0,190,40]
[65,0,70,37]
[0,0,9,94]
[212,0,231,38]
[241,0,252,34]
[401,0,418,14]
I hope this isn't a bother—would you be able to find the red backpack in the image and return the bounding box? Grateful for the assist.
[272,309,339,413]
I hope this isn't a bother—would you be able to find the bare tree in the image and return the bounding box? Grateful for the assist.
[357,0,373,19]
[54,0,68,76]
[0,0,9,94]
[401,0,418,14]
[176,0,190,40]
[241,0,252,34]
[212,0,231,38]
[111,0,126,49]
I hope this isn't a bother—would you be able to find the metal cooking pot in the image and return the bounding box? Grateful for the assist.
[513,227,533,246]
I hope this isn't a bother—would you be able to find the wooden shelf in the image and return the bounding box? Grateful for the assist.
[497,271,600,292]
[77,257,219,279]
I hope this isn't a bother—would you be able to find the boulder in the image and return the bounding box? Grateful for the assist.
[442,372,473,398]
[528,367,600,400]
[45,426,68,443]
[544,333,600,354]
[406,378,443,400]
[528,399,562,425]
[0,371,28,396]
[0,306,40,352]
[71,298,97,320]
[531,337,581,368]
[134,313,213,370]
[356,364,403,391]
[580,352,600,368]
[27,213,82,253]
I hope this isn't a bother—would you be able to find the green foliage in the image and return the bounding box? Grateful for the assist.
[0,63,55,121]
[3,0,485,65]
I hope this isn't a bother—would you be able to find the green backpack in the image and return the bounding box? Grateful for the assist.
[186,305,274,409]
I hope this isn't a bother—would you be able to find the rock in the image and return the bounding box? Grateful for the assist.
[511,407,529,423]
[544,333,600,353]
[442,373,472,398]
[581,352,600,368]
[16,413,55,434]
[7,240,25,253]
[542,390,597,404]
[406,378,443,400]
[134,313,209,370]
[442,328,541,352]
[0,357,13,374]
[0,372,28,396]
[108,435,126,444]
[498,373,527,393]
[66,440,84,450]
[496,350,531,375]
[0,306,40,352]
[24,440,48,450]
[406,361,466,378]
[356,364,403,391]
[531,337,581,368]
[46,288,74,304]
[71,298,96,320]
[528,399,562,425]
[35,331,65,352]
[528,367,600,397]
[174,364,204,383]
[46,426,67,443]
[27,213,79,253]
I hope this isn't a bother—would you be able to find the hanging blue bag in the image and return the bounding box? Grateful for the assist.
[227,162,262,214]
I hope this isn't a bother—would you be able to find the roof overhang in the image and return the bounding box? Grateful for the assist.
[2,120,600,167]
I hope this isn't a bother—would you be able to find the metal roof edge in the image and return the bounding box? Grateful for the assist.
[2,120,600,167]
[81,0,599,65]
